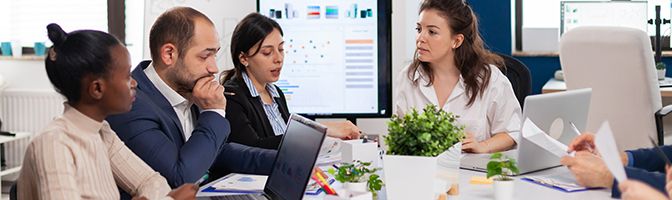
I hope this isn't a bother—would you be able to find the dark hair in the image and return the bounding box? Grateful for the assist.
[45,23,121,103]
[410,0,503,106]
[221,12,283,82]
[149,7,213,65]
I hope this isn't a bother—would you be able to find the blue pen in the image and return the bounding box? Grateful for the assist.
[195,173,209,186]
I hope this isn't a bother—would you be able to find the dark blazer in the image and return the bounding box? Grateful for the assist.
[610,145,672,198]
[223,76,290,150]
[107,61,277,189]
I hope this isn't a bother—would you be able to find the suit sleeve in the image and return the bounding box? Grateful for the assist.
[107,96,229,188]
[226,99,282,149]
[626,145,672,173]
[611,166,666,198]
[210,142,277,176]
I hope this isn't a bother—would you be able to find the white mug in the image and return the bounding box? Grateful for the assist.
[10,40,21,58]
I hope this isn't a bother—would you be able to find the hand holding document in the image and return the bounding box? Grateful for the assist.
[522,118,569,158]
[593,121,627,182]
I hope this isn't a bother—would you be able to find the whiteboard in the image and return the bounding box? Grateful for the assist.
[143,0,256,71]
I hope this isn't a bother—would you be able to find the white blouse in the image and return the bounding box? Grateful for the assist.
[394,64,522,144]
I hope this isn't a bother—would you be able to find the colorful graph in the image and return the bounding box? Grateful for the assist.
[307,5,320,19]
[276,79,298,100]
[326,6,338,19]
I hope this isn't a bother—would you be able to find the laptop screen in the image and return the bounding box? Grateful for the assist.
[264,114,327,200]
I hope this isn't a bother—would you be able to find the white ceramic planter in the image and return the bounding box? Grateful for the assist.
[344,182,368,193]
[658,69,666,80]
[383,155,438,200]
[494,179,514,200]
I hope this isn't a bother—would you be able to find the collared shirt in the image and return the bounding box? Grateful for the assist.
[394,64,522,144]
[17,104,172,199]
[242,72,287,136]
[144,63,226,141]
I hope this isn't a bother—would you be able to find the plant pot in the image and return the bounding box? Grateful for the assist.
[493,179,514,200]
[658,69,666,80]
[383,155,442,200]
[344,182,368,193]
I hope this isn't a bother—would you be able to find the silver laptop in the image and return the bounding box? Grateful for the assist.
[460,88,592,175]
[199,114,327,200]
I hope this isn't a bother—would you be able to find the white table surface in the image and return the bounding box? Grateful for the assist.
[196,166,614,200]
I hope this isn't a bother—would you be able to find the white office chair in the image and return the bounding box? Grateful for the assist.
[559,26,672,150]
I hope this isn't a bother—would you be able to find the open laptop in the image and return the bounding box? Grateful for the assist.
[200,114,327,200]
[460,88,592,175]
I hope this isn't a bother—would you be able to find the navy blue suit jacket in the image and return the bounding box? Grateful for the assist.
[610,145,672,198]
[107,61,276,189]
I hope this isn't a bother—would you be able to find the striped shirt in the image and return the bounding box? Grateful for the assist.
[17,104,173,200]
[242,72,287,136]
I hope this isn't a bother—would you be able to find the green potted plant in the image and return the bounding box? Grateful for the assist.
[657,62,667,80]
[486,152,519,200]
[328,160,383,197]
[383,104,465,199]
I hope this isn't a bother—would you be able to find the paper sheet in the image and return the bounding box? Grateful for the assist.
[212,173,267,191]
[522,118,569,158]
[316,136,344,165]
[594,121,627,182]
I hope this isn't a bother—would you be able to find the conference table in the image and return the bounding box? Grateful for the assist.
[196,166,613,199]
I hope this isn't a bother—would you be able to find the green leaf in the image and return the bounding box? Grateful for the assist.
[485,153,519,179]
[386,104,465,156]
[490,152,502,159]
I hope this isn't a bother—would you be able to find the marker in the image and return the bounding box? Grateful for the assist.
[313,169,337,195]
[195,173,209,186]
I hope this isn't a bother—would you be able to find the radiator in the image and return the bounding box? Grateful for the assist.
[0,89,63,180]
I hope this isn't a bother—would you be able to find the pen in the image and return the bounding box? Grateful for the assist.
[567,122,582,156]
[195,173,209,186]
[569,122,582,136]
[224,92,236,96]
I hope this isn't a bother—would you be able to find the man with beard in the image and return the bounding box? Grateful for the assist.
[106,7,276,194]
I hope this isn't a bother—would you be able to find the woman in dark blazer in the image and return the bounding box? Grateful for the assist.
[221,13,360,150]
[222,75,289,149]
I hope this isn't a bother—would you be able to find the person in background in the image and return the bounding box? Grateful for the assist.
[220,13,360,150]
[394,0,521,153]
[16,23,196,200]
[106,7,276,195]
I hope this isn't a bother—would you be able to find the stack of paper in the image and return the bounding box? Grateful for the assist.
[317,137,343,165]
[522,175,587,192]
[211,174,267,192]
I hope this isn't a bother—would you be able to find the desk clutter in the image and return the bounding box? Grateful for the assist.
[197,124,610,200]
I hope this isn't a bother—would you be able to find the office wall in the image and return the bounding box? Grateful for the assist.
[0,60,53,91]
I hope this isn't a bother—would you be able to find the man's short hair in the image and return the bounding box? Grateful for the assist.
[149,7,214,64]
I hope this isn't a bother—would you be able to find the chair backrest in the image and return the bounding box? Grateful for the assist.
[497,53,532,108]
[559,26,661,150]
